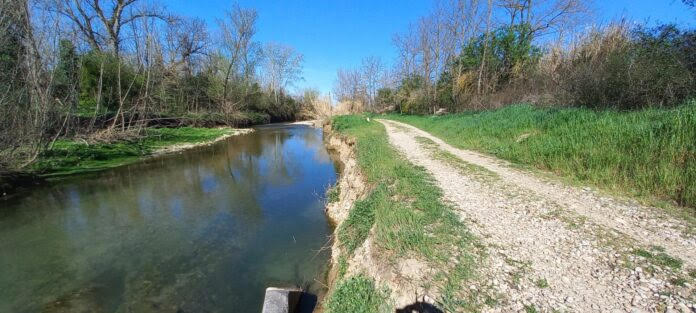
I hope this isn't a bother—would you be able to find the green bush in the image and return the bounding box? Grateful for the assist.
[559,24,695,109]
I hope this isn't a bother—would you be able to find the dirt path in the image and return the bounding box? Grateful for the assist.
[378,119,695,313]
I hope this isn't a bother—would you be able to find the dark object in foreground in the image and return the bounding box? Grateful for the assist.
[261,288,316,313]
[396,300,444,313]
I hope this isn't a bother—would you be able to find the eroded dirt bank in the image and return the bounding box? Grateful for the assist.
[322,122,446,310]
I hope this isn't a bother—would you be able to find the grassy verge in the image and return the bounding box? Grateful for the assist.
[325,115,481,312]
[32,127,234,177]
[324,275,388,313]
[385,102,696,216]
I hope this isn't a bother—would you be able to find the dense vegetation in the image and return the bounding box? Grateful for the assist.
[0,1,312,174]
[387,102,696,212]
[326,115,481,312]
[334,1,695,115]
[365,22,696,115]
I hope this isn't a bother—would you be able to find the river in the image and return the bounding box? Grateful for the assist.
[0,124,338,312]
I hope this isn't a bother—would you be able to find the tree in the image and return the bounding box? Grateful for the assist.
[218,3,260,101]
[52,0,168,55]
[167,17,209,75]
[361,56,383,110]
[53,39,80,107]
[260,42,303,101]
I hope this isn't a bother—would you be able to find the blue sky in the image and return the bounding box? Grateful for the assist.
[168,0,695,94]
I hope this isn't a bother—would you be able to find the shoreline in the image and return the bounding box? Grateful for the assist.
[151,128,254,156]
[1,127,254,199]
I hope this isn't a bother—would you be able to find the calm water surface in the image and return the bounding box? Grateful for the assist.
[0,124,337,313]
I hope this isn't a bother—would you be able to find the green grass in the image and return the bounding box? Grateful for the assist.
[632,248,683,269]
[385,102,696,215]
[32,127,233,176]
[324,275,388,313]
[329,115,481,311]
[327,184,341,203]
[337,187,378,254]
[524,305,539,313]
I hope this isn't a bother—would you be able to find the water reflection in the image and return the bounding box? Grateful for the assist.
[0,124,337,313]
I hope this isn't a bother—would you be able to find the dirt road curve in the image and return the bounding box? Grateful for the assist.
[378,119,695,313]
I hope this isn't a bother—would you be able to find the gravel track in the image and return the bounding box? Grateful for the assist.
[378,119,695,313]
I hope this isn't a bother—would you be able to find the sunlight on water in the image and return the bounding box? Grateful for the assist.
[0,124,338,313]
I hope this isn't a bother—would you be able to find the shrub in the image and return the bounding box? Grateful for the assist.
[557,23,695,109]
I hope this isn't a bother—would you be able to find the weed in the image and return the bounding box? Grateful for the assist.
[535,278,549,288]
[524,304,539,313]
[337,188,378,254]
[327,184,341,203]
[670,277,687,287]
[632,248,683,269]
[324,275,387,313]
[337,256,348,279]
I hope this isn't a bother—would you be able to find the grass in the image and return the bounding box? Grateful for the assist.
[524,305,539,313]
[32,127,233,177]
[327,184,341,203]
[535,278,549,288]
[385,102,696,216]
[324,275,388,313]
[632,248,683,269]
[327,115,481,312]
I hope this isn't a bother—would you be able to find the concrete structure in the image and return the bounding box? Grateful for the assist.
[261,287,303,313]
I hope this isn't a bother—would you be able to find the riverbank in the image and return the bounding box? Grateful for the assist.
[0,127,251,198]
[321,116,484,312]
[32,127,252,177]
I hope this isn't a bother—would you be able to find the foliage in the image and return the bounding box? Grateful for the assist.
[79,51,144,112]
[387,102,696,212]
[382,22,695,113]
[395,74,428,114]
[53,40,80,108]
[558,24,695,109]
[337,185,378,254]
[324,275,387,313]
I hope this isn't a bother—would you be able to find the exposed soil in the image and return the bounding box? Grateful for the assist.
[378,119,696,313]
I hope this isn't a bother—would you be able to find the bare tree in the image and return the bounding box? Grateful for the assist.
[497,0,591,39]
[333,67,364,111]
[51,0,168,55]
[218,3,259,101]
[261,42,303,101]
[361,56,383,110]
[167,17,208,75]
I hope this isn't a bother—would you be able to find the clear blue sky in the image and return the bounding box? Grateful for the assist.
[168,0,695,94]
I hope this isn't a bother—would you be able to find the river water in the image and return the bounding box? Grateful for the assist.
[0,124,338,313]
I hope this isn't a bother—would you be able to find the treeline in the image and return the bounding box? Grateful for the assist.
[0,0,308,172]
[334,0,696,114]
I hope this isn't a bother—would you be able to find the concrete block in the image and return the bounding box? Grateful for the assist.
[261,287,302,313]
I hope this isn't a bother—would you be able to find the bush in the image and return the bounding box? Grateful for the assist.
[557,24,695,109]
